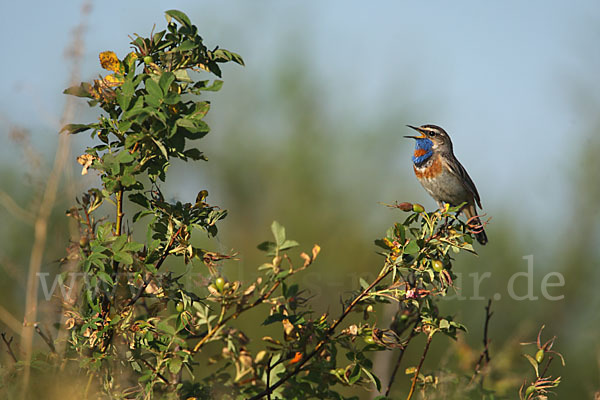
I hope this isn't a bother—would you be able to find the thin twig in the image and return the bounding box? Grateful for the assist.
[128,225,183,306]
[385,320,419,397]
[1,332,18,362]
[470,299,493,385]
[483,299,492,363]
[266,355,273,400]
[406,332,434,400]
[34,323,56,354]
[540,355,554,378]
[192,279,281,353]
[140,358,170,385]
[247,266,393,400]
[191,259,317,353]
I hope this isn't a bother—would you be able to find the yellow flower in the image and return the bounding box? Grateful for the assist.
[99,51,122,73]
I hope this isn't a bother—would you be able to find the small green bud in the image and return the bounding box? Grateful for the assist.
[412,203,425,213]
[143,56,154,65]
[432,260,444,272]
[79,236,89,247]
[525,385,536,397]
[176,302,184,313]
[535,348,544,364]
[215,277,225,292]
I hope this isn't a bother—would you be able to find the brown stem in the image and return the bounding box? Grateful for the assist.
[1,333,18,362]
[539,355,554,378]
[483,299,492,363]
[247,265,393,400]
[266,355,273,400]
[34,324,56,354]
[128,225,184,306]
[406,332,434,400]
[192,280,281,353]
[470,299,493,385]
[191,259,320,353]
[385,320,419,397]
[115,189,124,236]
[140,358,169,385]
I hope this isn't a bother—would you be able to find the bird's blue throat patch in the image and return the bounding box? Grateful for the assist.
[412,138,433,166]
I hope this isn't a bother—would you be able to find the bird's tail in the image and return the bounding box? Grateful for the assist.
[463,204,488,245]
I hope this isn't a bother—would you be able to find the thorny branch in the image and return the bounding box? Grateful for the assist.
[470,299,493,385]
[247,265,393,400]
[128,225,184,306]
[1,333,18,362]
[406,332,434,400]
[385,319,420,397]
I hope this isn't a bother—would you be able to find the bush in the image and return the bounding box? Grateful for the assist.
[1,10,563,400]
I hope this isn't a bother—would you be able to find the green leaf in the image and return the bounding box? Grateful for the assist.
[173,69,192,82]
[271,221,286,247]
[373,239,389,250]
[395,223,406,242]
[169,358,183,374]
[117,80,134,110]
[157,320,176,336]
[159,72,175,94]
[61,124,92,134]
[112,234,128,252]
[212,49,245,66]
[123,241,144,252]
[439,319,450,330]
[279,240,299,251]
[145,77,163,99]
[359,278,369,290]
[524,354,540,377]
[121,173,136,187]
[404,240,419,254]
[178,40,198,52]
[262,313,286,325]
[347,363,361,384]
[193,80,223,92]
[151,137,169,159]
[257,241,276,254]
[116,151,134,164]
[114,251,133,265]
[183,148,206,161]
[190,101,211,120]
[63,82,93,98]
[361,367,381,391]
[165,9,192,27]
[129,192,150,208]
[97,271,114,286]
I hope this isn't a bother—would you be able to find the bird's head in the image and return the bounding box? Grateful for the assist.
[404,124,453,152]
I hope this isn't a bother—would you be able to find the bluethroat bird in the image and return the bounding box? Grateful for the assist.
[405,124,488,245]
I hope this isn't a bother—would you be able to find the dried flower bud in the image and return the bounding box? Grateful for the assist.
[398,202,413,212]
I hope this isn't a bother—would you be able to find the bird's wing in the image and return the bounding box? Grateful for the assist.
[443,156,482,209]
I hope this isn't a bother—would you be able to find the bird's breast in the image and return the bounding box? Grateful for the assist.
[413,155,443,180]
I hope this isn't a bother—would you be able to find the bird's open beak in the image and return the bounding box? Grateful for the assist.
[404,124,422,139]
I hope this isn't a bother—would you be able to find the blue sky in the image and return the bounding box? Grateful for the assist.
[1,1,599,234]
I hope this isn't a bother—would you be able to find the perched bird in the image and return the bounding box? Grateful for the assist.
[405,124,488,245]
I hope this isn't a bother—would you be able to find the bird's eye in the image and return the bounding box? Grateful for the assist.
[427,131,436,137]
